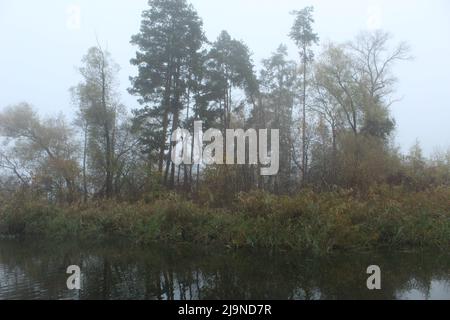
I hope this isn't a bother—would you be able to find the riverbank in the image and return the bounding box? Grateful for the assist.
[0,186,449,254]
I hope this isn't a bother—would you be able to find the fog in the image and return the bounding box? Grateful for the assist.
[0,0,449,154]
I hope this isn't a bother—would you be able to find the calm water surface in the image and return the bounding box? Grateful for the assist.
[0,239,449,300]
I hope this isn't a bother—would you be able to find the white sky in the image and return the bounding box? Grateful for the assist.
[0,0,449,155]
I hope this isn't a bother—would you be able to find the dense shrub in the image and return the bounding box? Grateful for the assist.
[1,186,449,254]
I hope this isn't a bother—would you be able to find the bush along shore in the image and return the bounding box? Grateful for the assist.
[1,186,449,255]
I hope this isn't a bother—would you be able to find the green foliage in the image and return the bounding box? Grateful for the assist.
[129,0,206,174]
[289,6,319,61]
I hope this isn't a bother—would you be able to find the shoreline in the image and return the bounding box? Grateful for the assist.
[1,186,449,254]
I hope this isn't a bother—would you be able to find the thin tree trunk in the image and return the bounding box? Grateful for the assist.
[83,123,88,203]
[302,46,308,184]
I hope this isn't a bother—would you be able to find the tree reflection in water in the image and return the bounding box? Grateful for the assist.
[0,240,449,300]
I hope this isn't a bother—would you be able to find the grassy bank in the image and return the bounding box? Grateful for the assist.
[1,186,449,254]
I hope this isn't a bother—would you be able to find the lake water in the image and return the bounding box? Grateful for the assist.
[0,239,449,300]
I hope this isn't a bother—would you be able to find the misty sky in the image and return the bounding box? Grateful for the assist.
[0,0,449,155]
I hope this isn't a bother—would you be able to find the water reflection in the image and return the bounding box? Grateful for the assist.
[0,240,449,300]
